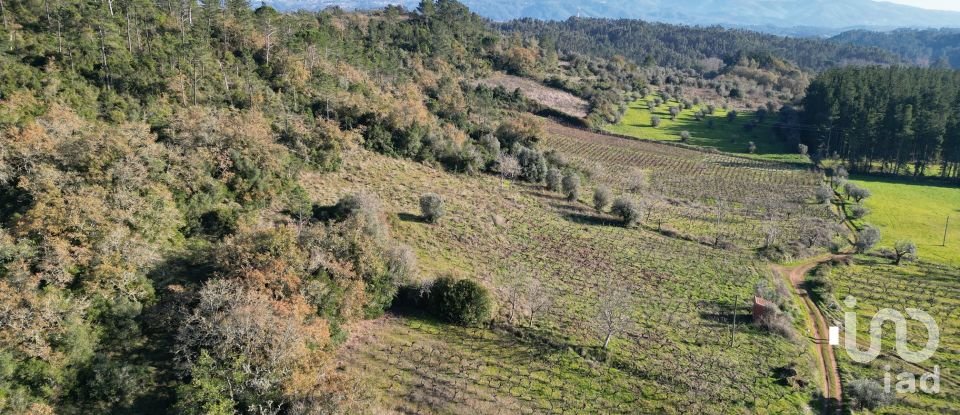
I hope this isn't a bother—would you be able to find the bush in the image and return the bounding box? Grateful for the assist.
[679,131,691,142]
[561,173,581,201]
[754,305,796,340]
[419,193,445,224]
[651,116,661,128]
[546,167,562,192]
[611,197,641,227]
[848,379,894,410]
[335,191,386,238]
[429,276,493,327]
[494,154,520,179]
[593,186,612,212]
[516,146,548,183]
[496,114,543,149]
[479,133,500,162]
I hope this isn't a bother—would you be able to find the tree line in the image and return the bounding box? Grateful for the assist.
[497,17,902,72]
[801,66,960,179]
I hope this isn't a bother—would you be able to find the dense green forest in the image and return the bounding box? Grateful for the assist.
[801,67,960,178]
[831,28,960,69]
[498,18,902,72]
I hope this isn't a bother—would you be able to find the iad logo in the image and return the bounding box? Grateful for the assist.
[830,296,941,394]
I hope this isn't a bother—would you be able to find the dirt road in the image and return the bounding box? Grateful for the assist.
[772,257,844,412]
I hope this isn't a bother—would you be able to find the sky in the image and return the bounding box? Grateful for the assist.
[880,0,960,11]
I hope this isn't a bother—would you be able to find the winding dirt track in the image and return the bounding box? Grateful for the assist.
[772,257,844,413]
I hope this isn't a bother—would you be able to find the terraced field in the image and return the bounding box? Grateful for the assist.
[823,257,960,414]
[543,121,830,249]
[303,143,823,413]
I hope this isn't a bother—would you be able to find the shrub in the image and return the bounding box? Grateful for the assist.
[754,305,796,340]
[611,197,641,227]
[561,173,581,201]
[593,186,612,212]
[855,225,881,253]
[495,114,543,149]
[848,379,894,410]
[727,110,738,122]
[386,243,418,283]
[546,167,562,192]
[815,186,833,204]
[419,193,445,224]
[516,146,548,183]
[494,154,520,179]
[335,191,386,238]
[651,116,661,128]
[679,131,691,142]
[797,143,808,155]
[430,276,493,327]
[479,133,500,162]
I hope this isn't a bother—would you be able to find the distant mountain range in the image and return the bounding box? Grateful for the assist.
[263,0,960,32]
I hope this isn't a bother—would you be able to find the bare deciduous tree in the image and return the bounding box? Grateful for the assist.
[593,277,633,350]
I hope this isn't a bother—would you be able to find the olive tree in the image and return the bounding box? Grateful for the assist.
[815,186,833,204]
[419,193,445,224]
[611,196,641,227]
[844,182,871,203]
[593,186,612,212]
[546,167,562,192]
[850,204,870,220]
[848,379,893,411]
[561,173,581,201]
[855,225,881,253]
[894,240,917,265]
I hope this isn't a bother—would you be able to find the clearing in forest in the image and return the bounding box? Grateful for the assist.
[478,73,590,118]
[606,95,809,164]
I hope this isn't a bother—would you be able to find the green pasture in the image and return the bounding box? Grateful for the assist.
[850,176,960,266]
[605,95,810,164]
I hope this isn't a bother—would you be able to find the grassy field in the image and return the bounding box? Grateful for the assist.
[304,147,821,413]
[849,176,960,266]
[820,257,960,414]
[605,95,810,164]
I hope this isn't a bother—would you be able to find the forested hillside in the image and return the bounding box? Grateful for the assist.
[830,28,960,69]
[801,67,960,178]
[266,0,960,31]
[1,0,958,413]
[0,0,575,412]
[498,18,901,71]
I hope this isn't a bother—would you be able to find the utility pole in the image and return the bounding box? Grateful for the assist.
[944,216,950,247]
[731,293,739,348]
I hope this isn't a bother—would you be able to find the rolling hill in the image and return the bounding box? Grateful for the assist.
[265,0,960,29]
